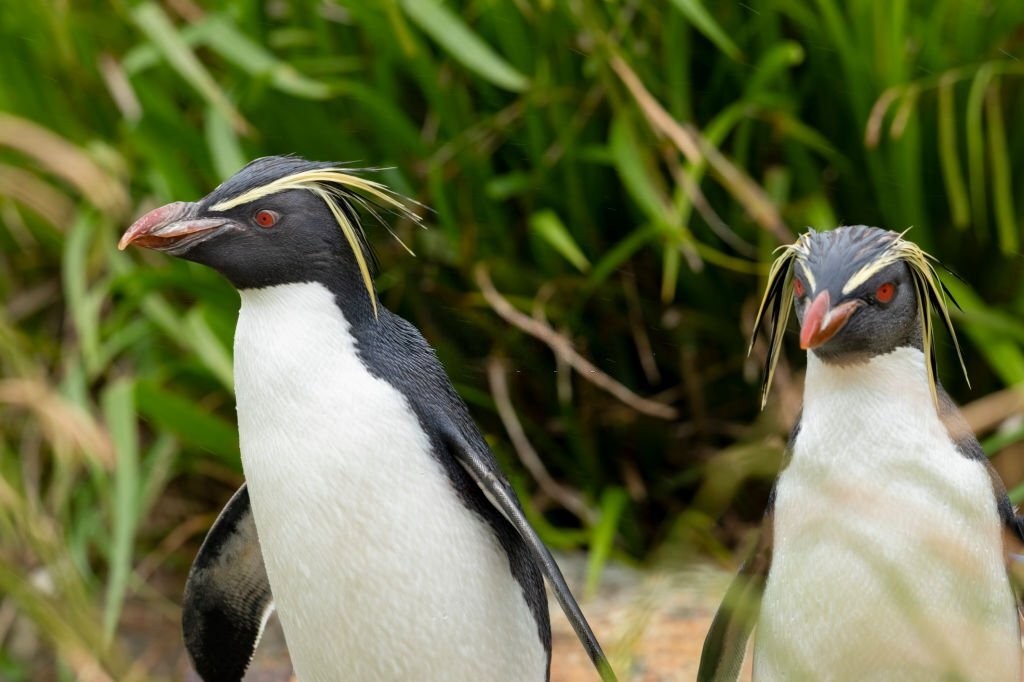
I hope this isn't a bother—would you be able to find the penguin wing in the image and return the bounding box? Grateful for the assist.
[183,484,274,682]
[440,421,618,682]
[969,450,1024,614]
[937,388,1024,614]
[697,508,773,682]
[1008,519,1024,618]
[698,415,797,682]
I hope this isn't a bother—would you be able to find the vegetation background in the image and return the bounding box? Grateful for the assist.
[1,0,1023,679]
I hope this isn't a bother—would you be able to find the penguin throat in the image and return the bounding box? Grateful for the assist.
[802,346,934,416]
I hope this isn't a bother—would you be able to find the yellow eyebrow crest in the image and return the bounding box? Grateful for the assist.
[210,168,423,319]
[841,260,888,294]
[799,262,816,293]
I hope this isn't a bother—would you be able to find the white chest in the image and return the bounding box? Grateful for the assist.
[233,282,546,682]
[756,348,1019,681]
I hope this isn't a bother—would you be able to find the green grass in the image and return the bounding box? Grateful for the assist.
[2,1,1024,677]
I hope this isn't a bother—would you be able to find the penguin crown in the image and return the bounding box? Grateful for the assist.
[208,156,424,318]
[750,225,967,409]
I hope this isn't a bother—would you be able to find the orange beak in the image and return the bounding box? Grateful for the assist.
[799,291,864,349]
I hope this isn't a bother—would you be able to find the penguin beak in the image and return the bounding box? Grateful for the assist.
[119,201,236,253]
[800,291,864,349]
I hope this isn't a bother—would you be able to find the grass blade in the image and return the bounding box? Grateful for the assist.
[586,225,661,291]
[585,487,628,598]
[400,0,529,92]
[205,106,246,181]
[62,214,102,377]
[193,15,332,99]
[100,378,138,645]
[530,210,591,272]
[944,278,1024,385]
[984,78,1018,254]
[609,115,668,223]
[965,64,992,233]
[134,381,239,464]
[661,246,681,303]
[937,74,970,229]
[183,306,235,389]
[669,0,742,61]
[131,2,250,134]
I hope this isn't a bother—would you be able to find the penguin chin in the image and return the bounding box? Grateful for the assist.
[810,346,873,367]
[811,341,918,367]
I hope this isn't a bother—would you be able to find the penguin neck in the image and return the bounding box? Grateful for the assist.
[798,345,944,471]
[315,259,382,327]
[239,271,381,331]
[802,344,934,414]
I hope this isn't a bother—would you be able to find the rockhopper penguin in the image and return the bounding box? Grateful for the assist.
[698,225,1024,681]
[120,156,616,682]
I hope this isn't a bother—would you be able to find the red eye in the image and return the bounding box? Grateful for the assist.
[793,278,805,298]
[254,210,278,228]
[876,282,896,303]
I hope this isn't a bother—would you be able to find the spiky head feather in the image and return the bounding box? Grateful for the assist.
[750,226,967,409]
[207,156,423,318]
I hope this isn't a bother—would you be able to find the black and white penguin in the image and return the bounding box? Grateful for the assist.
[699,225,1023,681]
[120,156,615,682]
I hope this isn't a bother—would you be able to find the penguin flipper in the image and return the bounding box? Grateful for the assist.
[441,423,618,682]
[697,516,773,682]
[1008,521,1024,618]
[183,484,274,682]
[937,388,1024,610]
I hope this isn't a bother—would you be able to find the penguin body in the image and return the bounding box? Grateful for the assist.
[120,156,614,682]
[699,226,1023,681]
[234,281,547,681]
[757,348,1019,679]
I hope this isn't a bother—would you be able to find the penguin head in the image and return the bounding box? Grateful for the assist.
[119,155,419,316]
[790,226,921,365]
[751,224,966,407]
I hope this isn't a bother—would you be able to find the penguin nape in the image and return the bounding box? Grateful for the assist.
[120,156,616,682]
[698,226,1024,681]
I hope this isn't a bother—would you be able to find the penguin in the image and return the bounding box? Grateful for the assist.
[119,156,616,682]
[698,225,1024,681]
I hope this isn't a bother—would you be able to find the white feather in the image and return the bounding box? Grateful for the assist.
[756,347,1020,681]
[233,282,547,682]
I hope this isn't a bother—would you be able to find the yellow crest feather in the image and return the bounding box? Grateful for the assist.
[210,168,423,319]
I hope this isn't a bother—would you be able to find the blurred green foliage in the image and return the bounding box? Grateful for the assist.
[2,0,1024,677]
